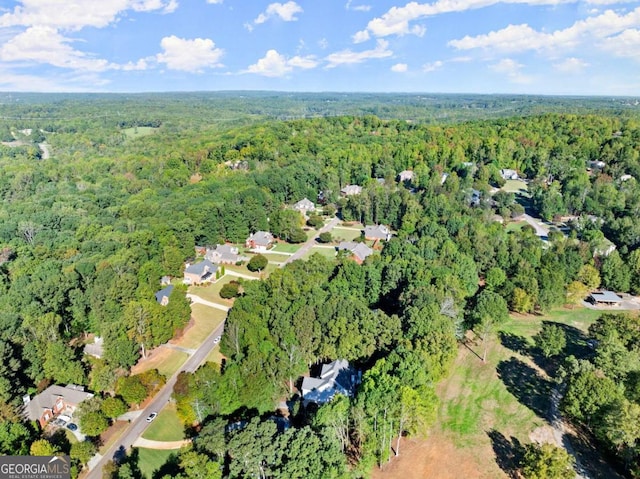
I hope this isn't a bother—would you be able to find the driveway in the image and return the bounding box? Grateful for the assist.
[283,216,340,265]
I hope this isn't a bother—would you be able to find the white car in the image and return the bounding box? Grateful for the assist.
[146,412,157,422]
[213,335,221,344]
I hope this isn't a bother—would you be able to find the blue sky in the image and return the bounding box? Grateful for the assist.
[0,0,639,95]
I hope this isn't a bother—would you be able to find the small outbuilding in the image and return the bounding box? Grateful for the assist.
[588,290,622,305]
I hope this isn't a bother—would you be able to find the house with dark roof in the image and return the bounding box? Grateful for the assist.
[246,231,275,252]
[183,259,218,285]
[23,385,93,428]
[340,184,362,196]
[337,241,373,264]
[301,359,359,405]
[155,284,174,306]
[293,198,315,215]
[205,244,247,265]
[364,224,392,242]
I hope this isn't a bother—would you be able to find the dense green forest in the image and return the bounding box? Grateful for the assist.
[0,93,640,477]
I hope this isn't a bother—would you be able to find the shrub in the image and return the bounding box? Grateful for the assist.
[247,254,268,272]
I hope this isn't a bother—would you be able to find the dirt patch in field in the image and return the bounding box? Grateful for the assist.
[372,433,505,479]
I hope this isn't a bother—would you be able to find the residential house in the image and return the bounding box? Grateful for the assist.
[205,244,247,264]
[337,241,373,264]
[397,170,414,182]
[301,359,359,405]
[500,169,519,180]
[588,290,622,306]
[23,385,93,428]
[83,336,103,359]
[469,189,481,206]
[620,174,634,182]
[183,259,218,285]
[588,160,606,170]
[160,275,172,286]
[155,284,174,306]
[293,198,315,215]
[340,184,362,196]
[363,224,392,242]
[245,231,275,252]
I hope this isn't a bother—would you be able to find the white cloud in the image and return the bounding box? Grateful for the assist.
[156,35,224,72]
[391,63,408,72]
[325,39,393,68]
[554,57,590,72]
[449,7,640,54]
[345,1,372,11]
[246,49,318,77]
[318,38,329,49]
[0,25,112,71]
[490,58,532,83]
[601,28,640,59]
[207,0,223,3]
[423,60,444,72]
[0,0,178,31]
[352,30,370,43]
[253,2,302,25]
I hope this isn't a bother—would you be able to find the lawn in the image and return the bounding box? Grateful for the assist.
[122,126,158,139]
[178,304,227,350]
[501,179,529,195]
[272,242,303,253]
[505,220,526,233]
[205,347,225,365]
[303,246,337,260]
[142,403,184,442]
[133,349,188,378]
[261,252,292,263]
[136,448,177,479]
[331,227,363,241]
[189,279,236,304]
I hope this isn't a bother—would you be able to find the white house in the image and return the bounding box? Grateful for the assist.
[301,359,359,404]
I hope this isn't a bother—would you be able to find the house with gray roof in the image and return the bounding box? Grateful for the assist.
[205,244,247,265]
[155,284,174,306]
[500,169,519,180]
[337,241,374,264]
[364,224,391,242]
[83,336,103,359]
[340,184,362,196]
[23,385,93,428]
[397,170,414,182]
[301,359,359,405]
[293,198,315,214]
[246,231,275,252]
[183,259,218,285]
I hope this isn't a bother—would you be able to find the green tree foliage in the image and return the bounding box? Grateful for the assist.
[0,420,33,455]
[220,281,240,299]
[520,442,575,479]
[318,231,333,243]
[247,254,268,272]
[101,396,128,419]
[30,438,60,456]
[70,440,97,467]
[534,323,567,358]
[116,375,148,406]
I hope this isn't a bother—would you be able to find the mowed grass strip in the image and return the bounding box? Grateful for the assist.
[272,242,303,254]
[331,227,363,241]
[303,246,337,260]
[136,448,177,479]
[142,403,184,442]
[178,304,227,350]
[261,252,292,263]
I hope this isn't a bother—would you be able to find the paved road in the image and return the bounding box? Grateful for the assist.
[521,213,551,238]
[186,293,230,311]
[85,319,226,479]
[283,216,340,265]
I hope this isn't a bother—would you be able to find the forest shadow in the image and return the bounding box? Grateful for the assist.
[496,357,552,421]
[562,429,627,479]
[549,321,591,360]
[499,331,531,356]
[152,453,180,479]
[487,429,524,478]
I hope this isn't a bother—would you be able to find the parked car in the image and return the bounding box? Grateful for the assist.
[146,412,158,422]
[213,335,221,344]
[66,423,78,431]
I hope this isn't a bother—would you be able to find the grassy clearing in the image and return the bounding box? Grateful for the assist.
[505,221,526,233]
[136,448,176,479]
[272,242,302,253]
[178,304,227,350]
[331,227,363,241]
[189,279,236,304]
[261,252,291,263]
[135,349,188,378]
[122,126,158,139]
[142,403,184,441]
[501,179,529,194]
[205,347,225,365]
[303,246,337,260]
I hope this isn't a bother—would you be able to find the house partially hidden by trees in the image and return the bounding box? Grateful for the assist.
[364,224,392,242]
[301,359,359,405]
[246,231,275,252]
[337,241,373,264]
[154,284,173,306]
[340,184,362,196]
[397,170,414,182]
[205,244,247,264]
[183,259,217,285]
[588,290,623,306]
[500,168,519,180]
[292,197,315,215]
[23,384,93,428]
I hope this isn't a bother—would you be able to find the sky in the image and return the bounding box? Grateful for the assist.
[0,0,639,95]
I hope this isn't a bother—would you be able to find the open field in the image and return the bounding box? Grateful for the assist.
[272,242,302,254]
[177,304,227,350]
[136,448,176,479]
[374,306,606,479]
[501,179,529,195]
[142,403,184,442]
[122,126,158,139]
[331,226,363,241]
[132,348,188,378]
[505,220,526,233]
[303,245,337,260]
